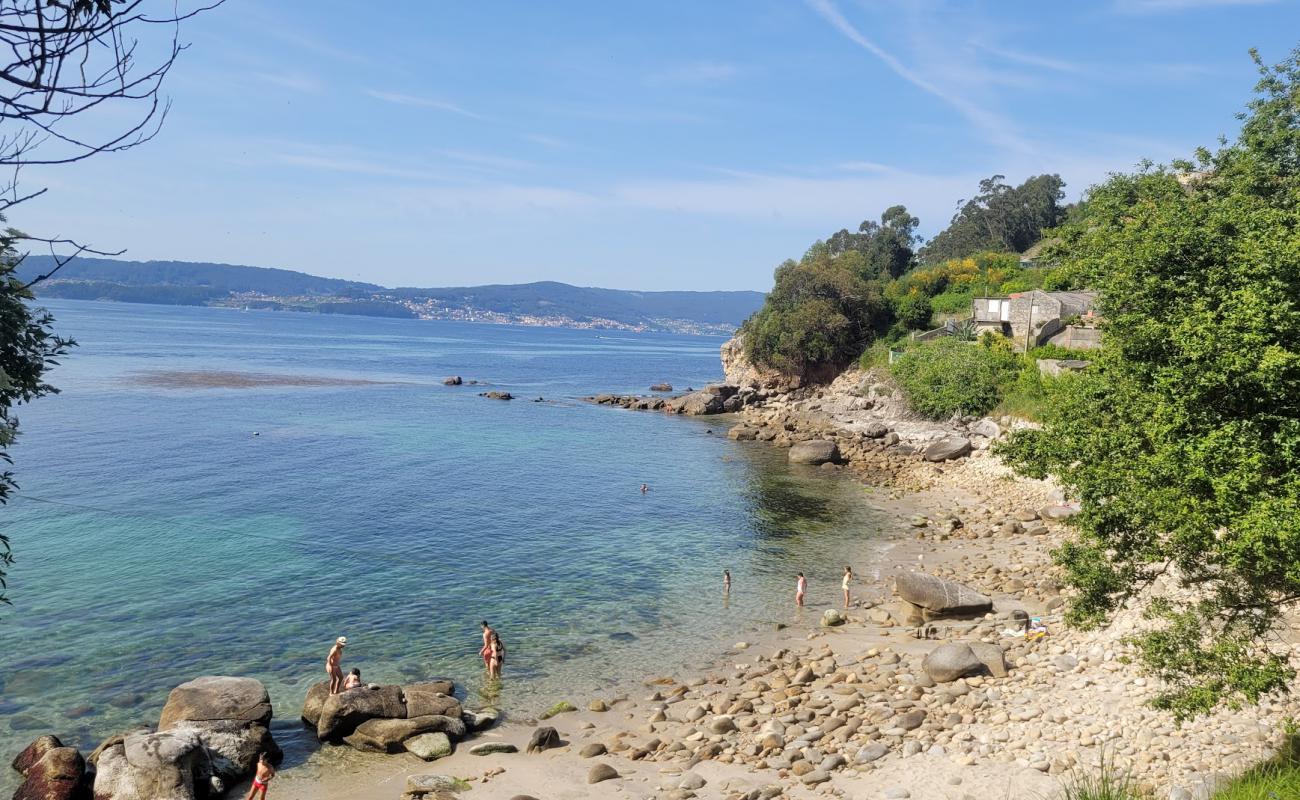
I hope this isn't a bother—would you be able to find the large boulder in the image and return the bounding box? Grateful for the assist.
[403,689,461,720]
[788,440,840,465]
[967,642,1008,678]
[922,643,985,683]
[159,676,272,729]
[13,746,85,800]
[300,681,330,727]
[404,679,455,696]
[94,729,212,800]
[924,437,972,462]
[342,715,466,754]
[158,676,278,791]
[894,572,992,617]
[317,684,407,742]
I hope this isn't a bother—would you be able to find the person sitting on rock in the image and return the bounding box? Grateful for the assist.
[342,667,362,691]
[326,636,346,694]
[245,752,275,800]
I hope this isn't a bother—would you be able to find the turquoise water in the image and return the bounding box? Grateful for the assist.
[0,300,883,787]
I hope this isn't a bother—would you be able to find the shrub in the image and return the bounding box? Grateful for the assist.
[889,337,1020,418]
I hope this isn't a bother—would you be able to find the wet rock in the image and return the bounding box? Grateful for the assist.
[540,701,576,720]
[479,391,514,400]
[728,425,760,441]
[442,376,462,386]
[462,707,501,732]
[13,746,84,800]
[12,735,63,774]
[404,732,453,761]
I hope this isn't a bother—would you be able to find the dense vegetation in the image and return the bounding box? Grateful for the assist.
[887,336,1022,419]
[997,48,1300,720]
[741,190,1073,379]
[919,174,1069,264]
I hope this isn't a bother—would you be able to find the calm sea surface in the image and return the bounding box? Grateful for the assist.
[0,299,884,787]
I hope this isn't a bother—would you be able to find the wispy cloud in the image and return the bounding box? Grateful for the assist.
[973,43,1085,74]
[255,72,323,94]
[365,89,483,119]
[270,152,445,181]
[521,133,569,148]
[1113,0,1276,12]
[804,0,1033,154]
[646,60,743,87]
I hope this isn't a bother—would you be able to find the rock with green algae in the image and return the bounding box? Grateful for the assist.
[539,700,576,720]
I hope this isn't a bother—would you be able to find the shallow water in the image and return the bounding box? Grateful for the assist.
[0,300,884,788]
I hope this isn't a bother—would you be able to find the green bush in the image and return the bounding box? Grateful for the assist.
[889,337,1020,418]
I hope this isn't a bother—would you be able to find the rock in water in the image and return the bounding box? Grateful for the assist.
[316,685,407,741]
[587,763,620,784]
[461,707,500,732]
[13,745,85,800]
[671,390,724,415]
[95,729,207,800]
[788,439,840,465]
[526,726,561,753]
[649,383,673,392]
[894,572,992,616]
[442,376,463,386]
[12,735,63,774]
[300,681,330,727]
[922,643,984,683]
[479,391,513,400]
[404,732,453,761]
[539,700,576,720]
[402,686,461,720]
[923,437,972,462]
[159,676,272,729]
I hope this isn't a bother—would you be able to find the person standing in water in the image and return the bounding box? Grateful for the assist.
[245,752,274,799]
[487,631,505,679]
[723,569,731,594]
[842,566,854,608]
[325,637,346,694]
[795,573,807,607]
[479,621,496,667]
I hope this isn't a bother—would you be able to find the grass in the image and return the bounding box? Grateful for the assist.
[1055,754,1150,800]
[1209,730,1300,800]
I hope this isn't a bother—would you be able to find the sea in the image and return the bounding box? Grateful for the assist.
[0,299,886,788]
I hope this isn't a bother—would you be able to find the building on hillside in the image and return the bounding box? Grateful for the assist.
[971,290,1100,351]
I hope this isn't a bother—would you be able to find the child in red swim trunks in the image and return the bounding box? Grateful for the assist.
[246,752,274,799]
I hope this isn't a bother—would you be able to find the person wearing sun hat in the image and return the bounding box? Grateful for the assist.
[326,636,347,694]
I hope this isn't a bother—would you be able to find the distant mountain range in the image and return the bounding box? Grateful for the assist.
[17,256,765,334]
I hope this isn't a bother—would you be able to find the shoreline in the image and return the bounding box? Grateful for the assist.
[276,371,1299,800]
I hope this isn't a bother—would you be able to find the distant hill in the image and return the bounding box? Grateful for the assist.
[17,256,765,332]
[16,256,380,296]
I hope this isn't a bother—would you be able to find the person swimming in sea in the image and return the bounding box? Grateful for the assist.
[326,637,346,694]
[842,565,854,608]
[640,483,649,493]
[342,667,362,691]
[245,752,275,800]
[795,572,807,607]
[723,569,731,594]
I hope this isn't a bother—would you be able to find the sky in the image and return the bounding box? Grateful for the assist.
[11,0,1300,291]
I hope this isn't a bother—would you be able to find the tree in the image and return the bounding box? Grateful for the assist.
[0,0,219,608]
[920,174,1066,263]
[997,48,1300,719]
[743,252,889,379]
[825,205,920,280]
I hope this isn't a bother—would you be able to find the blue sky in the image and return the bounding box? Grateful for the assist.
[14,0,1300,291]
